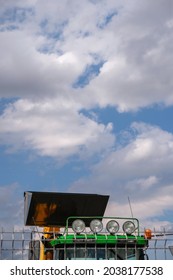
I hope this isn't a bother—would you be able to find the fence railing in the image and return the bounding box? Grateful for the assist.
[0,228,43,260]
[0,228,173,260]
[146,236,173,260]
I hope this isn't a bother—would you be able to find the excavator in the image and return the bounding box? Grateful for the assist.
[24,191,151,260]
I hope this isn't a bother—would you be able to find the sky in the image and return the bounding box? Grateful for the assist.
[0,0,173,232]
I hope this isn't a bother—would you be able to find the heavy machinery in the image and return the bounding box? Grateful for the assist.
[24,191,149,260]
[1,191,173,260]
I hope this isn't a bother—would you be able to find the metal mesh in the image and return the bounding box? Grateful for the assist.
[53,246,141,260]
[0,227,173,260]
[147,236,173,260]
[0,228,39,260]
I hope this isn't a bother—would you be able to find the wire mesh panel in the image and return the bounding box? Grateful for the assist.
[0,228,38,260]
[147,236,173,260]
[0,227,173,260]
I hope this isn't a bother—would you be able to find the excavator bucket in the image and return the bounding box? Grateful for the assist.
[24,191,109,227]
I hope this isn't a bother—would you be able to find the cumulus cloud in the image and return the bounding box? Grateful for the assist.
[0,30,84,99]
[70,123,173,222]
[0,0,173,231]
[0,98,114,158]
[0,0,172,110]
[83,0,173,111]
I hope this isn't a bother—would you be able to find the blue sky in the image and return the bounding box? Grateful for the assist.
[0,0,173,231]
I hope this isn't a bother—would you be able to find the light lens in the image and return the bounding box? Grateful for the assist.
[90,219,103,233]
[72,219,85,234]
[122,221,136,235]
[106,220,119,234]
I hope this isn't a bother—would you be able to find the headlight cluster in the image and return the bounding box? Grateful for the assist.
[72,219,136,235]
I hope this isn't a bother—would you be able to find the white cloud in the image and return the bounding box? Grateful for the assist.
[106,183,173,220]
[0,0,173,231]
[0,30,84,99]
[125,176,159,192]
[70,123,173,221]
[0,99,115,158]
[48,0,173,111]
[1,0,173,110]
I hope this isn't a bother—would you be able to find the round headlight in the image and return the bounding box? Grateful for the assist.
[106,220,119,234]
[72,219,85,234]
[90,219,103,233]
[122,221,136,235]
